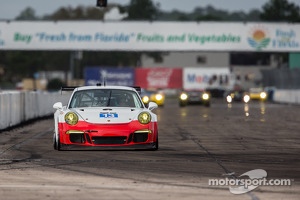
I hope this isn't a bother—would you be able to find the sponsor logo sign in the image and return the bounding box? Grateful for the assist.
[247,26,270,50]
[84,67,134,86]
[135,68,182,89]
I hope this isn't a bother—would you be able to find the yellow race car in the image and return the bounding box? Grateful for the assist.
[141,89,165,107]
[248,88,267,101]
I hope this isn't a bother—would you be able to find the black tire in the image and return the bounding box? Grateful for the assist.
[151,134,159,151]
[53,133,61,151]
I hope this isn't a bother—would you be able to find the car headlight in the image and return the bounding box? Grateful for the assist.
[260,92,267,99]
[226,95,232,103]
[202,93,209,100]
[138,112,151,124]
[243,95,250,103]
[142,96,149,103]
[155,94,163,101]
[180,93,188,100]
[65,112,79,125]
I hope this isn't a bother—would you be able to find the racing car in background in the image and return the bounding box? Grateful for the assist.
[53,85,159,150]
[248,88,268,101]
[140,89,165,107]
[225,90,250,103]
[179,90,211,107]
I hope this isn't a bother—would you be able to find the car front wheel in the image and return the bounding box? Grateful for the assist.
[53,133,61,151]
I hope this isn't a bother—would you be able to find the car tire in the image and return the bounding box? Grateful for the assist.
[151,134,159,151]
[53,133,61,151]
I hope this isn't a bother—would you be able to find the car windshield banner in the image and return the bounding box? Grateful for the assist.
[84,67,134,86]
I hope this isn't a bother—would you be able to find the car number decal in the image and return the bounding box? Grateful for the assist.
[100,112,118,118]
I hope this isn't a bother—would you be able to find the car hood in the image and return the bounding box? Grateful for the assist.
[72,107,143,124]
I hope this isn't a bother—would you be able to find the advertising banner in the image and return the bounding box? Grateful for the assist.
[84,67,134,86]
[0,21,299,52]
[183,67,234,90]
[135,68,182,89]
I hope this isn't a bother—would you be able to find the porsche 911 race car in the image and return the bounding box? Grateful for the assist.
[53,85,159,150]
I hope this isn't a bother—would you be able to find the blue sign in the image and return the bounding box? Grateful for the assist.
[84,67,135,86]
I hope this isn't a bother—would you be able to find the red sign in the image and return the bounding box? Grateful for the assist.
[135,68,182,89]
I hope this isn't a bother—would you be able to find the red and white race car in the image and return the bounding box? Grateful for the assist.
[53,85,158,150]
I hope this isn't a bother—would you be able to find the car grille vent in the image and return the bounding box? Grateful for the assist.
[70,134,85,143]
[133,133,148,143]
[92,136,127,145]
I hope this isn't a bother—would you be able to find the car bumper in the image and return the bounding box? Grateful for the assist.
[57,120,158,147]
[58,143,157,150]
[180,99,210,104]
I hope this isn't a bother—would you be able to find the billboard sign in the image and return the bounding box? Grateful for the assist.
[0,21,299,52]
[135,68,182,89]
[183,67,233,90]
[84,67,134,86]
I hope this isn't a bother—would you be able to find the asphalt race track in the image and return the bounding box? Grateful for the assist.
[0,98,299,200]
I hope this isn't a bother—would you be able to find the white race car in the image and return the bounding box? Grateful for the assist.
[53,85,159,150]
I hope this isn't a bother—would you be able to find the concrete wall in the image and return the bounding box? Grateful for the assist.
[273,89,300,104]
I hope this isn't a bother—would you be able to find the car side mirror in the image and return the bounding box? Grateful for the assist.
[148,102,158,111]
[53,102,63,110]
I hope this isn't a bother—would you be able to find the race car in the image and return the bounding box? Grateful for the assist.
[53,85,159,150]
[225,90,250,103]
[179,90,211,107]
[140,89,165,107]
[248,88,267,101]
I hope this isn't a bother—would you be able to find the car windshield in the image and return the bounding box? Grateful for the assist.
[250,88,263,93]
[187,91,203,95]
[68,89,143,108]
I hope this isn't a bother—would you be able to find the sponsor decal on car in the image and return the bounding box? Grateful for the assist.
[99,112,118,118]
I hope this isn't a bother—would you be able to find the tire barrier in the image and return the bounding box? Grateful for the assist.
[0,91,70,130]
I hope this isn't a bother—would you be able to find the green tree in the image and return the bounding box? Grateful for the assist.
[15,7,38,20]
[260,0,300,22]
[195,14,222,21]
[47,78,65,91]
[126,0,159,20]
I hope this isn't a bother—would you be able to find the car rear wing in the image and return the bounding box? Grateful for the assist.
[132,86,141,94]
[60,86,141,94]
[60,86,81,94]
